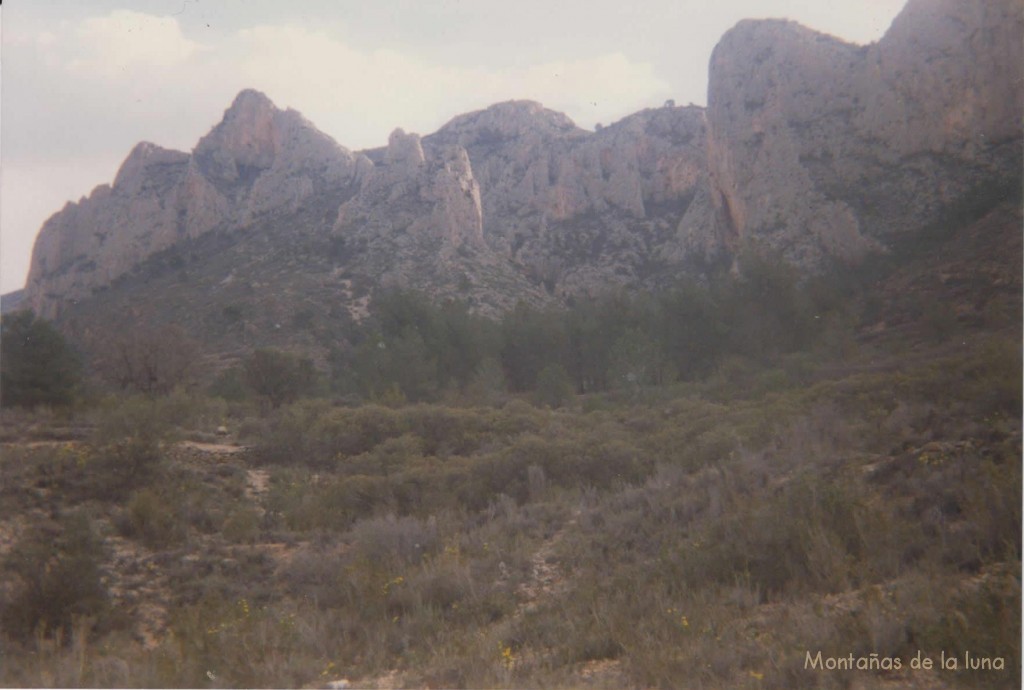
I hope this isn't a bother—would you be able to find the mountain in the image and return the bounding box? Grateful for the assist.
[25,90,368,320]
[17,0,1022,362]
[702,0,1022,267]
[0,290,26,315]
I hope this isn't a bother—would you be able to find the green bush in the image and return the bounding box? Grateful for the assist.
[465,357,508,406]
[534,363,574,409]
[1,512,109,640]
[119,488,186,549]
[222,506,263,544]
[86,397,175,497]
[0,310,82,409]
[675,472,871,596]
[253,399,334,466]
[245,348,319,409]
[296,474,394,531]
[209,365,251,402]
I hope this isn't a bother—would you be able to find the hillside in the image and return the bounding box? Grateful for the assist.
[1,204,1020,686]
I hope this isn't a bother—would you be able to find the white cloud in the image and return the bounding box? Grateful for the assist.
[65,10,207,77]
[492,53,671,127]
[226,25,671,145]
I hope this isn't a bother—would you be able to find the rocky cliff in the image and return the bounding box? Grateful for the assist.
[21,0,1022,325]
[702,0,1023,268]
[335,128,485,254]
[25,90,368,319]
[422,101,713,295]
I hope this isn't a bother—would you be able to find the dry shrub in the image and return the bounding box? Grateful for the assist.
[222,506,262,544]
[118,488,186,549]
[348,514,440,569]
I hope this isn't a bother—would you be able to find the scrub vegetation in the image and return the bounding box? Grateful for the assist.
[0,224,1019,689]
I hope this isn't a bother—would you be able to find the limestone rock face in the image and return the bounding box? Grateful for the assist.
[26,142,191,318]
[25,90,365,318]
[426,101,713,293]
[702,0,1023,268]
[860,0,1023,156]
[384,128,427,169]
[336,129,484,251]
[184,89,367,235]
[334,101,712,302]
[334,127,545,314]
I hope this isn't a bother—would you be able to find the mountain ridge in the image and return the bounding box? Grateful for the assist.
[16,0,1022,347]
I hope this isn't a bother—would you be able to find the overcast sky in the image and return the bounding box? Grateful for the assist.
[0,0,908,293]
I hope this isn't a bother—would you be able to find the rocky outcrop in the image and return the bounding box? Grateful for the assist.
[25,142,191,318]
[336,129,483,251]
[702,0,1023,268]
[331,101,712,299]
[331,127,550,314]
[425,101,713,294]
[426,100,709,243]
[185,89,369,231]
[860,0,1022,156]
[25,90,366,318]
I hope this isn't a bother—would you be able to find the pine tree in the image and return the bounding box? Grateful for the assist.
[0,310,82,408]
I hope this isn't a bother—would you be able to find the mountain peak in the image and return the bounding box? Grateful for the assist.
[432,99,584,147]
[112,142,189,191]
[226,88,278,115]
[192,90,284,180]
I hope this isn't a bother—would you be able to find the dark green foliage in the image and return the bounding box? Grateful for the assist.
[222,304,244,323]
[342,289,499,402]
[715,247,817,360]
[564,291,654,392]
[208,365,250,401]
[353,328,438,403]
[0,310,81,408]
[564,296,611,393]
[1,511,109,640]
[465,356,508,406]
[252,250,852,405]
[500,303,569,392]
[608,328,675,391]
[373,291,492,389]
[654,279,725,379]
[533,363,574,408]
[245,348,318,408]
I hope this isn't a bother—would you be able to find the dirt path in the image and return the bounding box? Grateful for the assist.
[514,509,579,616]
[245,468,270,502]
[104,440,253,649]
[104,535,172,650]
[179,440,249,455]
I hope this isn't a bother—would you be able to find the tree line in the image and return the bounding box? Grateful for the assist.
[2,248,854,410]
[323,248,847,405]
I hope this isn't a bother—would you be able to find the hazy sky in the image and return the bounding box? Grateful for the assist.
[0,0,908,293]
